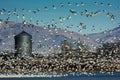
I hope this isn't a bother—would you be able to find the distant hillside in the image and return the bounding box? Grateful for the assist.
[0,20,96,53]
[0,20,120,53]
[88,27,120,44]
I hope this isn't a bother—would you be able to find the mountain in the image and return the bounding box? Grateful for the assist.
[88,27,120,45]
[0,20,96,54]
[0,20,120,53]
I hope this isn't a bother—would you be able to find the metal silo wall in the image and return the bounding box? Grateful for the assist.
[15,35,32,57]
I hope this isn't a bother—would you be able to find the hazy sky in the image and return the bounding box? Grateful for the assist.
[0,0,120,34]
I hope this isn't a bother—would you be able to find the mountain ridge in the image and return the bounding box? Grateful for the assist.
[0,20,120,53]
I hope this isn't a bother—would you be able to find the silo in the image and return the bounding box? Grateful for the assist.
[14,31,32,58]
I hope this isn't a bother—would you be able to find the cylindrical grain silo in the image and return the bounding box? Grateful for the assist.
[14,31,32,58]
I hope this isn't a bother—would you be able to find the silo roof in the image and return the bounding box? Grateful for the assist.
[15,31,32,37]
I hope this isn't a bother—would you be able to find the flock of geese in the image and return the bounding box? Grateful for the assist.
[0,1,119,52]
[0,1,119,32]
[0,1,120,74]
